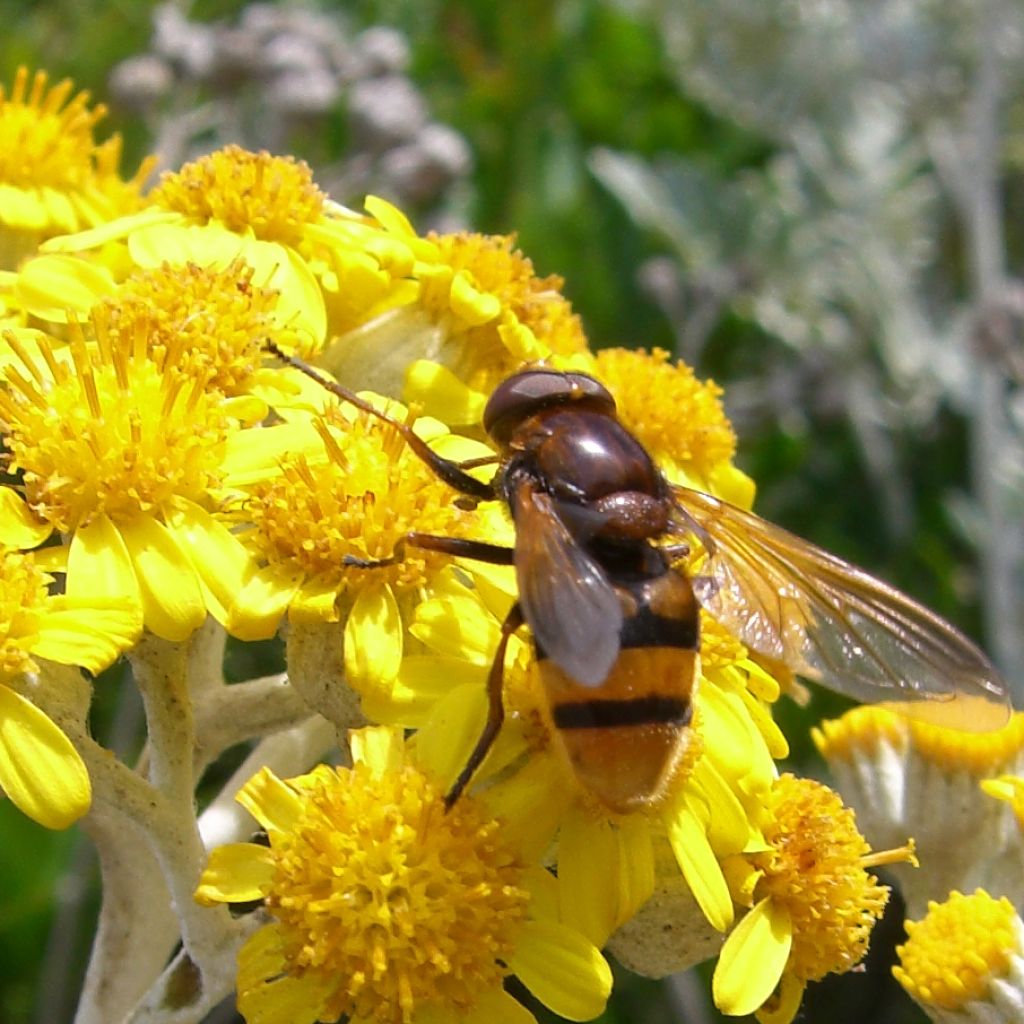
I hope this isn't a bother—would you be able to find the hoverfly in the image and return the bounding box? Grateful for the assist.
[268,346,1011,813]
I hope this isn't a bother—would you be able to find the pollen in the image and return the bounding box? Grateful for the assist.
[148,145,326,246]
[96,260,305,393]
[752,774,896,984]
[244,414,469,592]
[699,613,748,669]
[594,348,736,477]
[894,890,1023,1011]
[0,326,231,531]
[0,551,48,679]
[265,761,530,1023]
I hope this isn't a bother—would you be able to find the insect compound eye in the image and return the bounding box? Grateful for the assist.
[483,369,616,444]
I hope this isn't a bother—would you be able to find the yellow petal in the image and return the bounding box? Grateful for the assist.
[229,564,301,641]
[479,755,568,862]
[463,987,537,1024]
[499,320,546,361]
[237,922,288,991]
[360,655,486,727]
[238,966,327,1024]
[165,500,255,628]
[689,756,755,856]
[40,207,172,253]
[288,575,341,622]
[66,514,142,617]
[0,487,52,549]
[16,252,118,321]
[412,682,488,789]
[558,804,654,946]
[410,595,499,664]
[350,725,405,776]
[236,767,304,833]
[119,516,206,641]
[33,598,141,673]
[508,919,612,1022]
[403,359,488,425]
[343,583,402,687]
[665,796,734,932]
[0,687,90,829]
[707,462,757,511]
[195,842,275,905]
[755,973,805,1024]
[713,898,792,1016]
[449,270,501,326]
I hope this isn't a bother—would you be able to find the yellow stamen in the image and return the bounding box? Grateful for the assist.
[752,774,898,984]
[261,762,530,1023]
[0,324,231,531]
[149,146,326,246]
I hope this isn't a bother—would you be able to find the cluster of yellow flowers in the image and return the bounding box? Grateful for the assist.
[1,66,1019,1024]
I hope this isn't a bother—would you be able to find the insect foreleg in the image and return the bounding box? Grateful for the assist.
[266,341,497,501]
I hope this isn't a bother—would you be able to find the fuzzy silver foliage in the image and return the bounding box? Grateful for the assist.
[598,0,1024,695]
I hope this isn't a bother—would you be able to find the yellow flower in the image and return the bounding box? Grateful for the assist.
[0,324,257,641]
[0,66,154,268]
[0,549,139,828]
[35,145,333,350]
[814,707,1024,916]
[196,725,613,1024]
[713,774,912,1024]
[325,217,590,417]
[894,890,1024,1019]
[16,258,312,395]
[219,386,497,688]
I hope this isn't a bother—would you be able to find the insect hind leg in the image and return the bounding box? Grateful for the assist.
[445,602,524,809]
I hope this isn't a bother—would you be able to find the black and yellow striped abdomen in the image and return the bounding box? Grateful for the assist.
[536,567,700,814]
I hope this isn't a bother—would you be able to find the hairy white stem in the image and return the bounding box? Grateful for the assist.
[193,673,309,773]
[198,714,338,851]
[74,809,177,1024]
[126,633,245,1018]
[285,620,366,743]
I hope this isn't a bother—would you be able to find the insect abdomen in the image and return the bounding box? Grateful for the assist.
[539,646,699,814]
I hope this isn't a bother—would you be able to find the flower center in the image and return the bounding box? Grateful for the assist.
[0,552,48,678]
[96,260,303,394]
[594,347,737,477]
[751,774,895,984]
[267,762,529,1023]
[0,329,232,531]
[244,414,471,591]
[894,890,1021,1010]
[0,67,107,191]
[149,145,326,246]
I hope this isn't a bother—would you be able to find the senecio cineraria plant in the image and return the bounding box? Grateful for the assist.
[0,66,1021,1024]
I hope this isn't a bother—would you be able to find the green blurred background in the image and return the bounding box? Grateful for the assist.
[4,1,1023,1021]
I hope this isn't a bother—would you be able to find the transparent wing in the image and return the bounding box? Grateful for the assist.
[671,487,1011,731]
[514,483,623,687]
